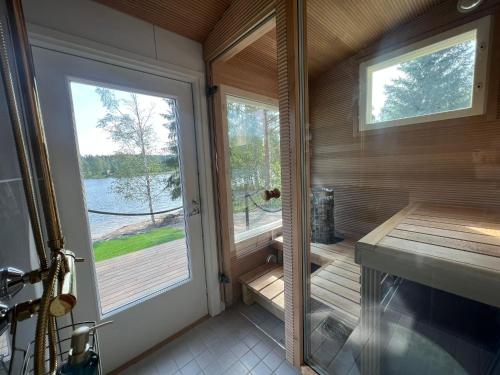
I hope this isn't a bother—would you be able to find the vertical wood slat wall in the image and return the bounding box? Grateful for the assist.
[308,3,500,242]
[276,0,299,365]
[204,0,304,366]
[203,0,276,61]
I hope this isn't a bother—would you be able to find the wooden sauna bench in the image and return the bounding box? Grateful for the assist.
[356,202,500,309]
[239,237,361,327]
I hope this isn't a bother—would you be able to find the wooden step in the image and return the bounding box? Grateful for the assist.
[239,264,285,320]
[269,237,361,328]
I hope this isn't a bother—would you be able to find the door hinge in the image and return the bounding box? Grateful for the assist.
[219,272,230,284]
[206,85,218,97]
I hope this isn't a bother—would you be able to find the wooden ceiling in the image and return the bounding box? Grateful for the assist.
[307,0,445,78]
[95,0,233,42]
[96,0,446,80]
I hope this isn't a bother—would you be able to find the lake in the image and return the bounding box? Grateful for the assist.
[84,174,182,239]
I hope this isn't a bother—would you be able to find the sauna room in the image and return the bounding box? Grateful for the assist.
[2,0,500,374]
[302,0,500,374]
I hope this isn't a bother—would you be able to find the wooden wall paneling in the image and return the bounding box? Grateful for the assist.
[276,0,307,366]
[203,0,276,61]
[212,56,278,99]
[231,247,275,301]
[216,17,276,63]
[211,86,235,305]
[308,3,500,242]
[96,0,232,42]
[211,25,278,98]
[205,0,306,366]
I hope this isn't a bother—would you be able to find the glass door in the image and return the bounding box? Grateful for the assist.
[32,46,207,371]
[303,1,500,375]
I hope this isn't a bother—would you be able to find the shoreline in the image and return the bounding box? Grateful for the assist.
[93,211,184,241]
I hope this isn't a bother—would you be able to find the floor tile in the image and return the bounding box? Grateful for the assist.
[195,349,217,369]
[274,360,300,375]
[180,359,202,375]
[253,340,273,359]
[232,341,251,358]
[117,307,296,375]
[251,361,273,375]
[203,360,223,375]
[241,350,260,371]
[262,350,282,371]
[225,360,249,375]
[218,350,238,371]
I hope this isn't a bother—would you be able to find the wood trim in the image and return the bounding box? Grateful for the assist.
[212,84,282,305]
[216,17,277,63]
[203,0,276,61]
[108,315,209,374]
[205,0,307,368]
[211,84,234,305]
[277,0,307,366]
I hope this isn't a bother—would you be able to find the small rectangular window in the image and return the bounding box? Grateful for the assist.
[359,16,490,131]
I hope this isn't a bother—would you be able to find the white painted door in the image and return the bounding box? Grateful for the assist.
[32,46,208,371]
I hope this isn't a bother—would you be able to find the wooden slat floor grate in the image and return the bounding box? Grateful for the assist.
[95,238,190,314]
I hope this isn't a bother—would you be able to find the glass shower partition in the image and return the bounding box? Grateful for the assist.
[303,1,500,374]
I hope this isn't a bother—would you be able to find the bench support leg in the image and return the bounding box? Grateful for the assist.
[242,284,255,305]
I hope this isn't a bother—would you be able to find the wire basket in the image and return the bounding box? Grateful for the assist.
[9,315,102,375]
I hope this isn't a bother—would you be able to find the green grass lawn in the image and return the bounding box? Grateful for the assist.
[93,226,185,262]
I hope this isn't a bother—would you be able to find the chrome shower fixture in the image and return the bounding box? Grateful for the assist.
[0,267,25,301]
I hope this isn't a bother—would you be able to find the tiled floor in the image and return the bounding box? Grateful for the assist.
[119,307,299,375]
[238,303,285,348]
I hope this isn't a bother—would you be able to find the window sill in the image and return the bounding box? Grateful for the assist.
[233,221,282,257]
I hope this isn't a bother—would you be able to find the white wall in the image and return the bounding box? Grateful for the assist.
[22,0,205,73]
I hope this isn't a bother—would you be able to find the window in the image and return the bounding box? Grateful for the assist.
[225,93,282,244]
[359,16,490,131]
[70,81,190,315]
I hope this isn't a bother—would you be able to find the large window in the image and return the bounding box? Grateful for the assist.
[225,93,282,243]
[359,16,490,131]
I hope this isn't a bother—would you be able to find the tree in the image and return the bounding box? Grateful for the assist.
[226,101,280,212]
[96,88,166,224]
[161,99,182,201]
[378,41,476,122]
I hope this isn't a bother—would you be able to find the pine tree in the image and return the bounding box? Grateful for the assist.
[162,99,182,201]
[378,41,476,122]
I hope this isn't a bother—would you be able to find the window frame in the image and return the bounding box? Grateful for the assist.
[219,85,282,254]
[358,15,491,132]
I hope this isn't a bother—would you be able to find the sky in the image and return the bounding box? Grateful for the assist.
[69,81,172,156]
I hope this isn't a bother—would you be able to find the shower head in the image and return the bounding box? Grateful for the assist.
[457,0,483,13]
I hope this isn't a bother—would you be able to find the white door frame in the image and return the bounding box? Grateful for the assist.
[27,24,223,318]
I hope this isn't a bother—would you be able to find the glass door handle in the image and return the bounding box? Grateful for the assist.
[188,200,201,217]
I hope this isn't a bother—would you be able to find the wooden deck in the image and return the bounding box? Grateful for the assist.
[240,237,361,327]
[95,238,190,314]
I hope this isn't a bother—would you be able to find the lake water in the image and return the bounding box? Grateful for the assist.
[84,174,182,239]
